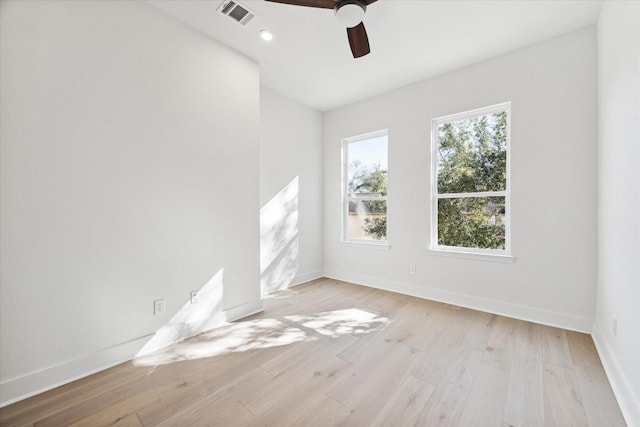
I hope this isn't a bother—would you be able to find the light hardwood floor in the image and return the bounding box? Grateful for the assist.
[0,278,626,426]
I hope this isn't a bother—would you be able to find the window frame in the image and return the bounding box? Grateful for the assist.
[429,102,513,261]
[341,129,390,248]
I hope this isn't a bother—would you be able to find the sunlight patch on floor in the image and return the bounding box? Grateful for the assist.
[286,308,390,338]
[134,318,311,366]
[133,307,390,367]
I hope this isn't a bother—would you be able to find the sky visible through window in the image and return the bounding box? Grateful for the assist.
[348,135,388,169]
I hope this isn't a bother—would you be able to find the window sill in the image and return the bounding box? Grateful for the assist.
[341,240,391,251]
[428,247,514,263]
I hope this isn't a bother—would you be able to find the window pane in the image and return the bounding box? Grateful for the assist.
[347,199,387,241]
[437,197,505,249]
[437,111,507,193]
[347,136,388,195]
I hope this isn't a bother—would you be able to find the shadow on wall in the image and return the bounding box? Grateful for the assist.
[135,269,225,359]
[133,308,390,366]
[260,177,299,296]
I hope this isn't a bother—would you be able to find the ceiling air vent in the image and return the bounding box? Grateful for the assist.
[217,0,256,26]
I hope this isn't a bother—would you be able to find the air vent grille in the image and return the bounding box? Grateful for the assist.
[217,0,256,26]
[221,1,236,14]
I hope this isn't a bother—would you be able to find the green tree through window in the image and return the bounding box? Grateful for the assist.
[348,161,387,239]
[343,131,388,243]
[432,104,510,252]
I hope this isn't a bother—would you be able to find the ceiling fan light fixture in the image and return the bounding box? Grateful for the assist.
[335,0,366,28]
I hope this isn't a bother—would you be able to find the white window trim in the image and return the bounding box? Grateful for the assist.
[341,240,392,250]
[429,102,512,261]
[427,247,514,263]
[341,129,390,247]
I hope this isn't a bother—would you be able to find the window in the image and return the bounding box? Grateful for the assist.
[342,130,388,245]
[431,103,511,258]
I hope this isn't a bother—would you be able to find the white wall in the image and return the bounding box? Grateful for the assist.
[594,2,640,424]
[323,27,598,332]
[3,1,634,418]
[260,88,324,294]
[0,0,261,405]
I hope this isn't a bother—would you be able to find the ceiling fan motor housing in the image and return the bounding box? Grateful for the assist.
[335,0,366,28]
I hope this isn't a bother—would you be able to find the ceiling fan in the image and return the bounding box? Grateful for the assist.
[264,0,377,58]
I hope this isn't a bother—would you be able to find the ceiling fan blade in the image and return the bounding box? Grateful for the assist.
[347,22,370,58]
[363,0,377,4]
[264,0,336,9]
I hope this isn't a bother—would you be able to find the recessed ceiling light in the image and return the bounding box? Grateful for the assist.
[260,30,274,42]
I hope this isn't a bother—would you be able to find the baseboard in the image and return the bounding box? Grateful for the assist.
[289,270,323,288]
[0,334,152,408]
[224,298,264,323]
[323,269,592,333]
[592,322,640,427]
[1,274,595,410]
[261,270,324,296]
[1,296,264,408]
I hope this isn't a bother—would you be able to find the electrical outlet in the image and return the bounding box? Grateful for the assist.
[612,318,618,337]
[154,299,166,316]
[409,265,416,275]
[190,290,198,304]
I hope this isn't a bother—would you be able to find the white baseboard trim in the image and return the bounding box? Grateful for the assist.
[289,270,323,288]
[261,270,324,296]
[592,322,640,427]
[1,274,596,410]
[1,296,265,408]
[224,298,264,323]
[323,269,592,333]
[0,334,152,408]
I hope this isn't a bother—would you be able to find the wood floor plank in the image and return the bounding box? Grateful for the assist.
[33,371,165,427]
[542,362,589,426]
[566,330,602,369]
[409,338,458,385]
[157,395,254,427]
[413,347,484,427]
[0,278,626,427]
[151,375,192,400]
[503,320,545,427]
[328,331,417,407]
[335,324,388,364]
[288,395,349,427]
[241,351,351,417]
[110,413,144,427]
[459,309,498,352]
[0,362,149,426]
[359,288,412,318]
[574,364,626,427]
[456,363,509,427]
[329,340,419,425]
[482,315,517,372]
[68,389,158,427]
[409,304,462,351]
[259,334,357,379]
[239,334,355,417]
[133,323,301,415]
[136,360,274,425]
[540,324,574,368]
[242,357,350,427]
[370,375,435,427]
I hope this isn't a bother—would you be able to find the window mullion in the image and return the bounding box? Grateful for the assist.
[347,195,388,201]
[437,191,507,199]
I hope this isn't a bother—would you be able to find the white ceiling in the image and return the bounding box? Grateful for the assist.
[148,0,603,112]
